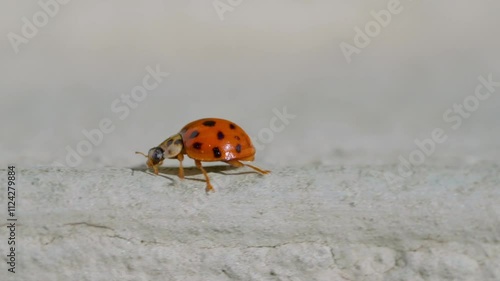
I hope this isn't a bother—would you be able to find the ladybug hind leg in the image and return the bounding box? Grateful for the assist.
[195,160,215,193]
[226,160,270,174]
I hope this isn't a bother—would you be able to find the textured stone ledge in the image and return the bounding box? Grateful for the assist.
[1,164,499,280]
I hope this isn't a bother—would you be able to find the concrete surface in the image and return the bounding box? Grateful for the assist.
[1,163,499,281]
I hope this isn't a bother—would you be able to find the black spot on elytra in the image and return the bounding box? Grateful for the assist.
[189,130,199,139]
[229,123,236,130]
[167,139,173,146]
[234,136,241,141]
[212,147,221,158]
[235,144,241,153]
[193,142,202,149]
[203,120,216,127]
[174,139,183,145]
[217,131,224,140]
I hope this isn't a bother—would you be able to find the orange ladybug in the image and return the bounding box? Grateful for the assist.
[136,118,270,192]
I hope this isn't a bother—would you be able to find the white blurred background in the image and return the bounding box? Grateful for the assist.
[1,0,499,168]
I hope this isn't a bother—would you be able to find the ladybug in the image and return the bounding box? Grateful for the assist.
[136,118,270,192]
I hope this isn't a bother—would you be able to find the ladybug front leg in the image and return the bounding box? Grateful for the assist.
[177,154,185,179]
[152,159,163,175]
[194,160,214,193]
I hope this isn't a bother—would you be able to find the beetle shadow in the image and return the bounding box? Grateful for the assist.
[130,164,261,184]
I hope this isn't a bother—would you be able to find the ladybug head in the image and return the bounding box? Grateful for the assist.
[135,134,183,175]
[135,146,165,174]
[147,147,165,165]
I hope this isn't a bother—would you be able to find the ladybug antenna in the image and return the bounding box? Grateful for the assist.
[135,151,148,158]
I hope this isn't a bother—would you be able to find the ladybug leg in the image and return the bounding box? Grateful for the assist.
[195,160,214,193]
[245,164,271,174]
[152,160,163,175]
[227,160,270,175]
[177,154,185,179]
